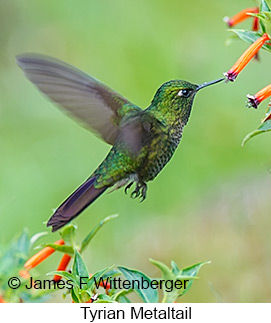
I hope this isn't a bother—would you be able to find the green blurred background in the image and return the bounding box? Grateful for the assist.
[1,0,271,302]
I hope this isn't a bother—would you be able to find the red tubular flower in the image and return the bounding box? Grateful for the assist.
[53,254,72,282]
[24,239,65,270]
[247,84,271,109]
[224,7,259,27]
[224,33,270,82]
[252,16,259,31]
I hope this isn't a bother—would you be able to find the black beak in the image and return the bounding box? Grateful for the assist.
[196,77,225,91]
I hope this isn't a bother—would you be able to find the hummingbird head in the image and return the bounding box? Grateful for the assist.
[151,77,224,125]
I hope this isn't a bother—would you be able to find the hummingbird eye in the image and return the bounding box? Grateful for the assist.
[177,89,192,98]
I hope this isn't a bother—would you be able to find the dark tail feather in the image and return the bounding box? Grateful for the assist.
[47,176,106,232]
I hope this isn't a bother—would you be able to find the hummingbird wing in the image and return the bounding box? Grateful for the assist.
[119,112,166,156]
[16,53,137,145]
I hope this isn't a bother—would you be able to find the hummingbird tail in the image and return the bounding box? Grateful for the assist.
[47,176,106,232]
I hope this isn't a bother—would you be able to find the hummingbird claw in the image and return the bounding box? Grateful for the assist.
[131,190,140,199]
[125,182,133,194]
[130,182,147,201]
[131,182,141,199]
[139,183,147,202]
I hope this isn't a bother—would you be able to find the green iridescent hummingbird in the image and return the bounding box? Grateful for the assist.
[17,54,224,231]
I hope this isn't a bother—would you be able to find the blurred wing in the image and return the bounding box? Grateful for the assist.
[120,113,165,156]
[120,120,146,156]
[16,53,135,145]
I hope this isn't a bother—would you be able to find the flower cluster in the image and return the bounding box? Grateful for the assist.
[23,239,72,281]
[224,0,271,144]
[15,219,206,303]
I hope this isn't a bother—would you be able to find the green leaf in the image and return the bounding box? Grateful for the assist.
[60,224,77,247]
[171,260,180,276]
[72,249,89,289]
[80,214,119,253]
[249,12,271,35]
[260,18,267,34]
[80,290,91,302]
[262,12,271,35]
[20,289,53,303]
[264,105,271,120]
[100,268,122,279]
[229,29,271,52]
[16,229,30,255]
[242,120,271,145]
[117,266,159,303]
[245,9,271,34]
[149,259,179,303]
[253,11,271,35]
[44,244,74,255]
[71,287,80,303]
[95,297,116,303]
[87,265,116,290]
[179,261,210,297]
[260,0,271,13]
[171,261,199,281]
[115,294,131,303]
[30,232,48,247]
[47,270,77,286]
[150,259,175,281]
[181,261,210,277]
[113,289,132,303]
[96,294,116,302]
[0,230,30,275]
[150,259,208,302]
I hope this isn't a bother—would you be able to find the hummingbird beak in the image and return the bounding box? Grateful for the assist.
[196,77,225,91]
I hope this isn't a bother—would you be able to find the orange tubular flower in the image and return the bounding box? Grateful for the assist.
[224,7,259,27]
[53,254,72,282]
[19,269,30,279]
[247,84,271,109]
[224,33,270,82]
[24,239,65,270]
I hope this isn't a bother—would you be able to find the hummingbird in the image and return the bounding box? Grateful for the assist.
[16,54,224,232]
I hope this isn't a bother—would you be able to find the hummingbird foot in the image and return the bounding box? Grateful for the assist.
[124,182,134,194]
[139,183,147,202]
[108,178,130,193]
[130,182,147,202]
